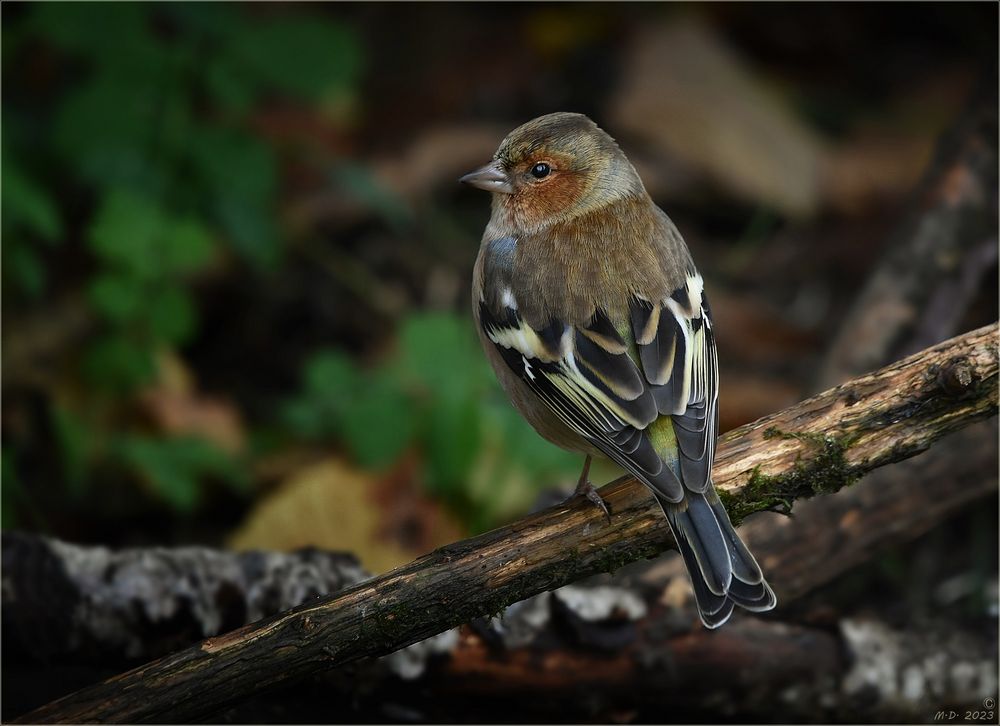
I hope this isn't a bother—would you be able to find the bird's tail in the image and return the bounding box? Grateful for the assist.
[657,486,776,628]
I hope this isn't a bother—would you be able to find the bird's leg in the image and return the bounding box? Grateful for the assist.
[572,455,611,522]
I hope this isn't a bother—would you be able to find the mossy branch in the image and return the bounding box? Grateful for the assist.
[18,323,998,724]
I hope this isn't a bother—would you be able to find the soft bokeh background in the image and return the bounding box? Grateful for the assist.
[3,0,996,612]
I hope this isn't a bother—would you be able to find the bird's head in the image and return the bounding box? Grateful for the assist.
[461,112,645,233]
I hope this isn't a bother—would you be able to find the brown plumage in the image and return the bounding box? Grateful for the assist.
[464,112,775,628]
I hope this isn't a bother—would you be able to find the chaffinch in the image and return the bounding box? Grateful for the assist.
[462,112,775,628]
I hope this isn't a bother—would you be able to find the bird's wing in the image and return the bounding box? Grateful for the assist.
[629,270,719,493]
[478,270,718,502]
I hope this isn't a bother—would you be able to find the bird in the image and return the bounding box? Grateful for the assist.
[461,112,775,628]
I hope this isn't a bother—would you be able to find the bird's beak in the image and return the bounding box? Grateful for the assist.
[459,161,514,194]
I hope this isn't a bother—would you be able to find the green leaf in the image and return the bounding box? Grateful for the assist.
[163,217,215,274]
[164,3,241,37]
[395,313,488,394]
[341,377,413,469]
[116,437,199,511]
[147,285,197,345]
[88,272,146,325]
[289,348,415,466]
[31,3,149,60]
[494,397,578,474]
[424,394,481,496]
[114,435,247,512]
[305,350,360,395]
[188,128,280,267]
[84,334,155,390]
[53,77,169,193]
[283,350,361,439]
[224,17,362,100]
[89,191,216,283]
[87,189,165,280]
[204,58,259,116]
[50,406,93,496]
[4,242,47,298]
[188,127,275,204]
[156,77,197,161]
[282,399,329,440]
[216,195,280,268]
[2,163,63,242]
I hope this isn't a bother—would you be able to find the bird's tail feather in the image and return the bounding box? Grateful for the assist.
[658,487,776,628]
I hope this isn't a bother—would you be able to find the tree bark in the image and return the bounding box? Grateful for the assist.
[16,323,998,724]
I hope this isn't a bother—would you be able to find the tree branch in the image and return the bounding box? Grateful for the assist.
[18,323,998,724]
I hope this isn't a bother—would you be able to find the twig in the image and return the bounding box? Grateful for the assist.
[17,324,998,724]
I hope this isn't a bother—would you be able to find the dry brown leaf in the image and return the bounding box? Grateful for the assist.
[228,456,464,574]
[138,351,246,455]
[611,18,828,217]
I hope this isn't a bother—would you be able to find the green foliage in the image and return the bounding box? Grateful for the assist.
[2,4,576,535]
[284,313,580,529]
[48,404,248,514]
[82,335,156,392]
[82,189,214,387]
[186,127,279,268]
[221,17,362,102]
[2,162,63,243]
[114,435,248,512]
[2,160,63,298]
[5,2,363,365]
[2,4,362,516]
[87,189,213,280]
[50,404,94,497]
[283,350,415,468]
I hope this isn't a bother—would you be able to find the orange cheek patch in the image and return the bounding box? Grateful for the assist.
[516,173,589,227]
[544,174,587,210]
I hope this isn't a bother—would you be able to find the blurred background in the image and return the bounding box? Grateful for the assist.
[2,3,997,722]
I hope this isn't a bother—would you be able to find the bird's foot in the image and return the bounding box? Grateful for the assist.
[573,477,612,522]
[571,456,611,522]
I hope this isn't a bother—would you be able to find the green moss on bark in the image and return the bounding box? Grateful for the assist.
[719,427,860,525]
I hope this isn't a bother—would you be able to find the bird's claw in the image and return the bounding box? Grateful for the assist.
[573,478,612,523]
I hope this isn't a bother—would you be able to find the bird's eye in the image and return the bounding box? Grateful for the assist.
[530,162,551,179]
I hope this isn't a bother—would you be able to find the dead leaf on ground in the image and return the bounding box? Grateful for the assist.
[611,18,828,218]
[138,350,246,455]
[228,455,464,574]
